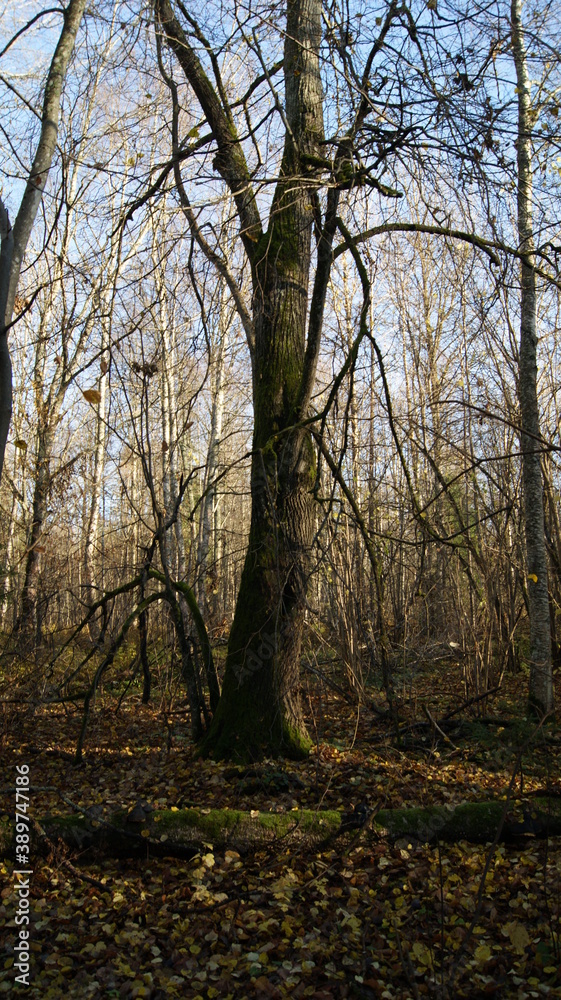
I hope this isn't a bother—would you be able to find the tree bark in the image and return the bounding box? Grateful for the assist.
[83,298,110,631]
[155,0,330,759]
[0,0,87,481]
[0,200,14,481]
[197,293,228,617]
[18,422,56,642]
[511,0,554,718]
[4,798,561,861]
[201,0,324,759]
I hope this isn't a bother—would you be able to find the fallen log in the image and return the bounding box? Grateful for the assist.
[2,798,560,860]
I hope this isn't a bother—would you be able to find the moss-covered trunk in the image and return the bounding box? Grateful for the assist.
[202,0,323,760]
[155,0,331,758]
[5,799,561,860]
[203,426,316,759]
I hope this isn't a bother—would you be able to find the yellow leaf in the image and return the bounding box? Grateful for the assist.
[528,573,538,583]
[412,942,433,968]
[474,944,492,965]
[83,388,102,404]
[504,921,530,954]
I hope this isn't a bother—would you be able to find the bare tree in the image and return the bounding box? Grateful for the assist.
[511,0,554,717]
[0,0,87,479]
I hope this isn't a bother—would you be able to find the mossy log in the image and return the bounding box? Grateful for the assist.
[2,799,560,860]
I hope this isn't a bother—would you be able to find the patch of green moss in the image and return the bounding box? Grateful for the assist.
[155,808,243,839]
[151,807,342,844]
[257,812,293,834]
[375,802,507,843]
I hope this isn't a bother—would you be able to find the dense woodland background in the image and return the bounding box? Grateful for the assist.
[1,2,561,998]
[1,0,560,737]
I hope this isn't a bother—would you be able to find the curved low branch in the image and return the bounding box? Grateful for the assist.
[153,0,262,256]
[333,221,502,265]
[148,569,220,712]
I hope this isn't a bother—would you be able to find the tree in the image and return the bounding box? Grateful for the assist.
[511,0,554,717]
[0,0,88,480]
[152,0,532,757]
[153,0,350,757]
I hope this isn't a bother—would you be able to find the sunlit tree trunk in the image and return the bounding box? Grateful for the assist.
[197,291,228,615]
[0,0,87,480]
[511,0,554,717]
[83,296,110,628]
[18,422,57,642]
[205,0,325,758]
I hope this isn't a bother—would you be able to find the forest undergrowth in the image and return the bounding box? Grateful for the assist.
[1,659,560,999]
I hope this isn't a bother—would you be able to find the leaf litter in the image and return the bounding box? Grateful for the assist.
[0,663,560,999]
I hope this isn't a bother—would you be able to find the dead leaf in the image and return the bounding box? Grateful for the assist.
[503,921,530,954]
[83,388,102,404]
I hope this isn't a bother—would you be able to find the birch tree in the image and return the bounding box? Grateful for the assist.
[0,0,87,479]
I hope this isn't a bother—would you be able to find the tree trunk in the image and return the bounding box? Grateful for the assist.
[511,0,554,718]
[200,0,324,759]
[0,0,87,480]
[83,332,110,642]
[5,798,561,861]
[18,423,56,641]
[155,0,335,758]
[83,302,110,636]
[0,200,14,480]
[197,296,228,616]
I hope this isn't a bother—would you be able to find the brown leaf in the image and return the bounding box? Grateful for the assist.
[14,295,30,315]
[83,388,102,404]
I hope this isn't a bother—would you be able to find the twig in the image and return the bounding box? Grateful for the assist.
[30,817,107,890]
[423,704,458,749]
[438,686,501,724]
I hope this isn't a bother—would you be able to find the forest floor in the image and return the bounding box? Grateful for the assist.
[1,658,560,999]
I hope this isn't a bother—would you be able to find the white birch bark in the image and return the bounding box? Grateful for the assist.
[0,0,87,479]
[197,293,228,614]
